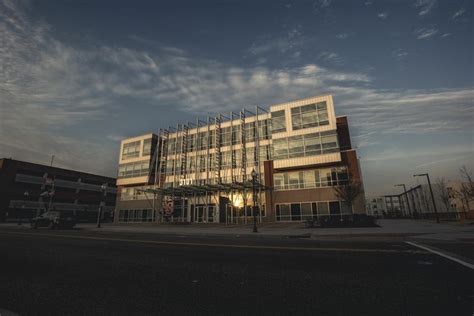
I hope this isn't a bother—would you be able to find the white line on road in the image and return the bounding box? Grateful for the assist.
[0,230,429,254]
[405,241,474,270]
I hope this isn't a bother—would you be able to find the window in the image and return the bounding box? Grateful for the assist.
[272,130,339,160]
[221,127,232,147]
[291,204,302,221]
[288,135,305,157]
[301,203,313,220]
[276,202,340,222]
[271,110,286,133]
[274,174,284,190]
[290,102,329,131]
[273,138,288,160]
[118,161,150,179]
[273,167,348,190]
[118,209,153,222]
[122,141,141,159]
[318,202,329,216]
[329,201,341,215]
[258,119,270,140]
[142,138,153,156]
[276,204,291,221]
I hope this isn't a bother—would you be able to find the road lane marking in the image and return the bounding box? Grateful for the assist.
[0,230,429,254]
[405,241,474,270]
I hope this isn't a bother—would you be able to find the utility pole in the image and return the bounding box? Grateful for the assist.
[97,184,108,228]
[413,173,439,223]
[251,168,258,233]
[394,184,412,217]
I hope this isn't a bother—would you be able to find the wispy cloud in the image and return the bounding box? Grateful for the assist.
[414,27,438,39]
[452,8,466,20]
[441,33,452,38]
[1,0,473,179]
[318,51,344,65]
[313,0,332,10]
[336,33,349,39]
[414,0,436,16]
[377,12,388,19]
[391,49,408,61]
[247,26,304,58]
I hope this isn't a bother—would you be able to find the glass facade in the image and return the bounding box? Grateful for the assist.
[118,161,149,179]
[272,130,339,160]
[276,200,352,222]
[273,167,349,190]
[142,138,153,156]
[118,209,153,222]
[122,141,141,159]
[271,110,286,133]
[291,101,329,130]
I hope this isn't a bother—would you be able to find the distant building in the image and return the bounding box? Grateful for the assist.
[365,196,386,217]
[0,158,117,222]
[115,95,365,224]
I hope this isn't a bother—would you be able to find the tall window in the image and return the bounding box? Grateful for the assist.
[291,102,329,131]
[122,141,141,159]
[142,138,154,156]
[271,110,286,133]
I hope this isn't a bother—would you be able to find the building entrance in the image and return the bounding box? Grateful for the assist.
[191,204,216,223]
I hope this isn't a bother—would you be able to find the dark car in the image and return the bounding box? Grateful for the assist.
[31,211,76,229]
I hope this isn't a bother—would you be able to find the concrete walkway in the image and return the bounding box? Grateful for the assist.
[3,219,473,241]
[85,219,474,241]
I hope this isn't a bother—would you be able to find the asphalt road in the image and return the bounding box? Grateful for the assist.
[0,227,472,315]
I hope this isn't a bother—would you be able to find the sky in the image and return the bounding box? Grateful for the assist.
[0,0,473,196]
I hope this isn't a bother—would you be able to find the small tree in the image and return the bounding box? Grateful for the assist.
[436,177,451,217]
[457,166,474,217]
[333,177,363,215]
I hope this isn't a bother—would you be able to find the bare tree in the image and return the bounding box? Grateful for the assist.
[333,177,363,215]
[436,177,451,217]
[457,166,474,216]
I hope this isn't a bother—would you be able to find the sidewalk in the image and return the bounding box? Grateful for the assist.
[82,219,474,241]
[3,219,473,242]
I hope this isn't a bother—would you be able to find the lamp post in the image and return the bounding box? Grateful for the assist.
[97,184,108,228]
[413,173,439,223]
[18,191,29,225]
[394,184,411,218]
[251,169,258,233]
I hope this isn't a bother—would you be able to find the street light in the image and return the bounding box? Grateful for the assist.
[251,168,258,233]
[97,183,108,228]
[413,173,439,223]
[394,184,412,218]
[18,191,29,225]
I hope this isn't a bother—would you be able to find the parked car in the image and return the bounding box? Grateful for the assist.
[31,211,76,229]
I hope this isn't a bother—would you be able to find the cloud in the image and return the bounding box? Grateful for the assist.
[452,8,466,20]
[1,0,473,180]
[441,33,451,38]
[336,33,348,39]
[414,27,438,39]
[313,0,332,10]
[391,49,408,61]
[377,12,388,19]
[247,27,304,57]
[414,0,436,16]
[318,51,344,65]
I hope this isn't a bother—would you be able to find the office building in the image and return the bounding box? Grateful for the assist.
[115,95,365,223]
[0,158,117,222]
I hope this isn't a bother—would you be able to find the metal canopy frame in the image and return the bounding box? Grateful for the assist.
[145,105,271,223]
